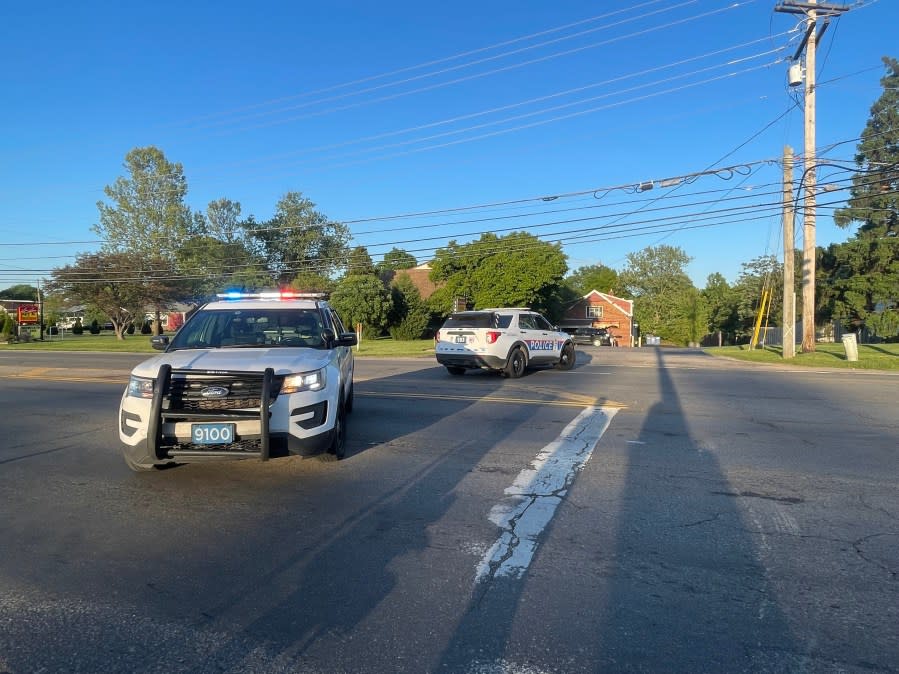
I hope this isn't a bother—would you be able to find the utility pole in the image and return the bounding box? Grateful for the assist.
[775,0,850,353]
[782,146,795,359]
[38,278,44,342]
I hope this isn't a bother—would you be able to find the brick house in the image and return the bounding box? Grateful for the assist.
[559,290,635,347]
[383,263,439,300]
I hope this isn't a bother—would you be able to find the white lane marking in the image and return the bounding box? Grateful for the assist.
[475,406,618,583]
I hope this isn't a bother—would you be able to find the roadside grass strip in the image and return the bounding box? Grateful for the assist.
[475,406,618,583]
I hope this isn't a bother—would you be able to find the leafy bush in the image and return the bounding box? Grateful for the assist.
[330,274,392,340]
[141,321,152,335]
[72,320,84,335]
[1,314,15,338]
[89,319,101,335]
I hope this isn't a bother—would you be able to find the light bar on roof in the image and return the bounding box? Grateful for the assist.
[216,291,329,301]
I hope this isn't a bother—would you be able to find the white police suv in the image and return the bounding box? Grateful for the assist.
[118,291,357,471]
[435,308,575,377]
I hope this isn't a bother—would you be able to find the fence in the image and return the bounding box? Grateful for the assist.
[701,321,873,347]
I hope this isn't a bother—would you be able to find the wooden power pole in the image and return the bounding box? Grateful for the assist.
[775,0,850,353]
[782,146,796,359]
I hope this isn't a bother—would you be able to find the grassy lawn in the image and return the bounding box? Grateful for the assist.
[352,337,435,358]
[706,343,899,370]
[0,332,159,353]
[0,332,436,358]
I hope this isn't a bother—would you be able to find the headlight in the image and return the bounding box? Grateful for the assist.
[281,368,326,394]
[127,375,154,399]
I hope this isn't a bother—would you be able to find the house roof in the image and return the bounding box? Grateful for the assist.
[584,290,634,317]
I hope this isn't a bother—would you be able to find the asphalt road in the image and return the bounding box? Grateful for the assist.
[0,348,897,673]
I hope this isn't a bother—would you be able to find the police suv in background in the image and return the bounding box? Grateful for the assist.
[435,308,575,377]
[118,291,357,471]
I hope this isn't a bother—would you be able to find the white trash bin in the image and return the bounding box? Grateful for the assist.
[841,333,859,362]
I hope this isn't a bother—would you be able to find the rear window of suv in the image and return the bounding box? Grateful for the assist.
[443,312,513,329]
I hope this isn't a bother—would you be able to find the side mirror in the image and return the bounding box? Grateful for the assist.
[335,332,358,347]
[151,335,170,351]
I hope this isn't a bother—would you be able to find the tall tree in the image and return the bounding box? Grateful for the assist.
[93,146,195,260]
[564,263,620,296]
[619,245,699,345]
[830,57,899,336]
[247,192,349,285]
[429,232,567,315]
[701,272,740,342]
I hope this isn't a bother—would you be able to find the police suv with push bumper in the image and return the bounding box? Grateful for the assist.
[118,291,357,471]
[435,308,576,377]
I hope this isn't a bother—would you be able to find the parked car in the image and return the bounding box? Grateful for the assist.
[568,327,613,347]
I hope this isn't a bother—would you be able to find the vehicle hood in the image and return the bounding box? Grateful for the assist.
[130,348,333,377]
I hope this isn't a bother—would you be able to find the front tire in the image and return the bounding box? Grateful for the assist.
[345,382,354,414]
[122,450,155,472]
[556,343,576,370]
[503,348,526,378]
[322,403,347,461]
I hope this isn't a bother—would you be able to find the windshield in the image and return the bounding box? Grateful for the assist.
[168,308,326,350]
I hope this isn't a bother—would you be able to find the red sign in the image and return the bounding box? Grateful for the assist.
[17,304,39,324]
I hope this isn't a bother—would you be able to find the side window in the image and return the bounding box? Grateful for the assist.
[534,315,554,331]
[518,314,537,330]
[496,314,513,329]
[329,309,347,335]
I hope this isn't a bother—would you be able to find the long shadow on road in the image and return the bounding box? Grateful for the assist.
[591,348,800,671]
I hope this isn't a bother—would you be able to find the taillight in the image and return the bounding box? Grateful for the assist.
[435,330,441,342]
[486,331,501,344]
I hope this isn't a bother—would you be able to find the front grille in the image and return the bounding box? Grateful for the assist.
[168,438,262,453]
[166,371,282,412]
[183,397,262,411]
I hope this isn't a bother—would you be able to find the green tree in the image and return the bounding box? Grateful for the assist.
[205,198,244,244]
[48,252,179,340]
[376,247,417,274]
[429,232,567,315]
[732,255,783,339]
[619,245,698,345]
[93,146,196,331]
[247,192,350,285]
[830,57,899,336]
[289,271,336,295]
[388,275,431,340]
[564,263,620,296]
[347,246,376,275]
[330,274,392,339]
[93,146,195,260]
[1,314,15,339]
[0,284,38,300]
[701,272,740,343]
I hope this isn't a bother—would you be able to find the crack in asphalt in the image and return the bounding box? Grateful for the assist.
[476,408,615,587]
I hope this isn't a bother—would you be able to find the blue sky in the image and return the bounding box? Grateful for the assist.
[1,0,895,293]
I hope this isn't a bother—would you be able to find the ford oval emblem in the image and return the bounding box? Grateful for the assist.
[200,386,230,398]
